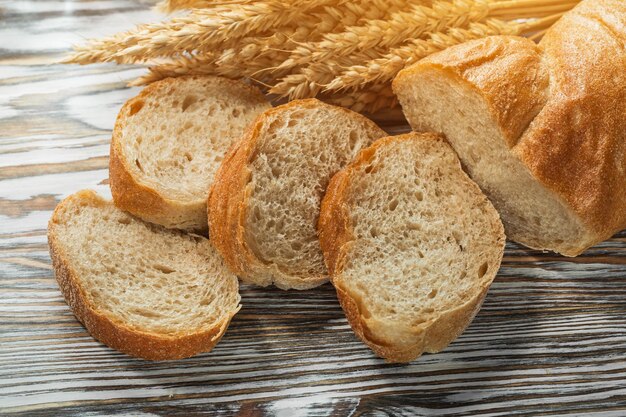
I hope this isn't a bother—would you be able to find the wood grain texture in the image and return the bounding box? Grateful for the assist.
[1,1,626,415]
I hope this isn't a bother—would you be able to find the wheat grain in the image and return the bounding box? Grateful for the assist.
[216,14,341,79]
[132,4,352,85]
[274,0,416,73]
[130,55,219,86]
[325,18,522,92]
[271,0,489,100]
[292,0,486,68]
[131,35,297,86]
[270,49,383,99]
[64,23,160,65]
[134,0,403,88]
[66,0,344,65]
[132,52,279,86]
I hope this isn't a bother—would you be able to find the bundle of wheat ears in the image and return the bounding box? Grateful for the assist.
[67,0,580,113]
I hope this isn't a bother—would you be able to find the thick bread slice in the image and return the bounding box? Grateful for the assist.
[319,133,505,363]
[393,0,626,256]
[48,190,241,360]
[110,75,271,232]
[208,99,386,290]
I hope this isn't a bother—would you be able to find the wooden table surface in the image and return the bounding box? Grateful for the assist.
[2,1,626,415]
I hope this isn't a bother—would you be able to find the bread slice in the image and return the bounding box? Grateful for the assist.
[393,0,626,256]
[48,190,241,360]
[318,133,505,363]
[208,99,387,290]
[110,75,271,232]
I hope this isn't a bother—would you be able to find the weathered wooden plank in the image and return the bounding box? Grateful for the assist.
[1,0,625,415]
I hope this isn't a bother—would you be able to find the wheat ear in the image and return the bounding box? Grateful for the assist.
[215,6,352,79]
[133,0,410,86]
[65,0,343,65]
[271,0,489,99]
[130,55,219,86]
[325,18,522,92]
[323,83,397,114]
[274,0,417,74]
[132,3,355,85]
[290,0,487,69]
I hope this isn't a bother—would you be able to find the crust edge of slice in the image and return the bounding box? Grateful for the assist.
[48,190,241,361]
[208,98,385,290]
[110,76,270,233]
[318,133,505,363]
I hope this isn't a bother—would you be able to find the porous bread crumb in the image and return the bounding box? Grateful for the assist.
[50,190,240,336]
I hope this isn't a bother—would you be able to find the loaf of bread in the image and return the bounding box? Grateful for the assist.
[110,75,271,232]
[208,99,387,290]
[48,190,241,360]
[319,133,505,362]
[393,0,626,256]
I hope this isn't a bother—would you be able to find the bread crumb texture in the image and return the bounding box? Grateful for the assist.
[117,76,269,202]
[320,133,505,362]
[48,190,241,359]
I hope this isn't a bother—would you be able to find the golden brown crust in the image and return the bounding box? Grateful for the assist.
[318,133,505,362]
[208,102,321,289]
[48,190,237,360]
[110,75,269,233]
[208,99,385,290]
[393,1,626,255]
[207,122,259,281]
[334,282,490,363]
[401,36,550,148]
[317,164,352,278]
[517,0,626,246]
[109,134,206,232]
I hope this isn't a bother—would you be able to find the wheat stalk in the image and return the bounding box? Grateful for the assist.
[157,0,209,13]
[488,0,580,19]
